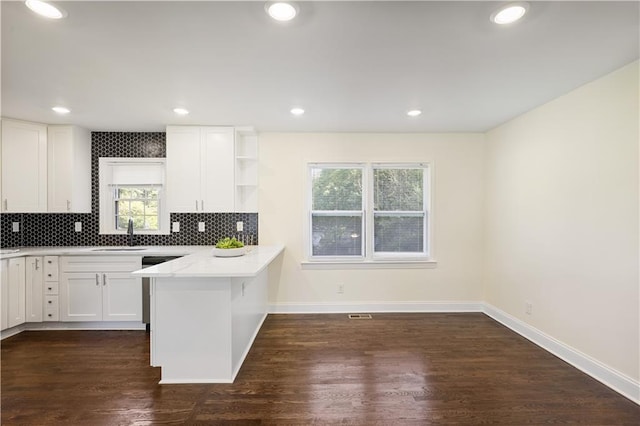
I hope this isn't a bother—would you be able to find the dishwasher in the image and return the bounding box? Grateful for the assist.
[141,256,181,331]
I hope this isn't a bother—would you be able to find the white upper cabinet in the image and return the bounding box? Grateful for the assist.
[166,126,235,213]
[1,118,48,212]
[47,125,91,213]
[0,119,90,213]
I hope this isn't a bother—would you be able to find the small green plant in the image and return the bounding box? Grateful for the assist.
[215,237,244,249]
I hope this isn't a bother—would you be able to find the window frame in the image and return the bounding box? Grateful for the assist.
[306,162,432,264]
[307,163,366,261]
[113,185,161,232]
[99,158,170,235]
[369,163,430,261]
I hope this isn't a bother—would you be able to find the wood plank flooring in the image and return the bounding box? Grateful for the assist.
[2,313,639,425]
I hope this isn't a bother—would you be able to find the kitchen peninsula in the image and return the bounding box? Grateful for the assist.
[132,245,284,384]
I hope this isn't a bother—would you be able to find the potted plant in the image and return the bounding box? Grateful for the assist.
[213,237,246,257]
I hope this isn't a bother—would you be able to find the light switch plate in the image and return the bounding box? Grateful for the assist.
[198,222,205,232]
[12,222,19,232]
[74,222,82,232]
[172,222,180,232]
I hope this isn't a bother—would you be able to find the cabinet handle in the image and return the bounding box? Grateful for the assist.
[96,274,100,286]
[48,300,52,304]
[103,273,107,286]
[195,200,199,211]
[47,287,52,291]
[3,199,7,210]
[35,258,40,270]
[48,274,52,277]
[201,200,204,211]
[66,200,71,211]
[48,314,52,317]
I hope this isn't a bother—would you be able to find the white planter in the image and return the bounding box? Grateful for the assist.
[213,247,246,257]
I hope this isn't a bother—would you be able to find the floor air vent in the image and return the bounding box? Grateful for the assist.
[348,314,372,319]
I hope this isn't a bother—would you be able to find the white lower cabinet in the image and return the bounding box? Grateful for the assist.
[1,260,8,330]
[43,256,59,321]
[1,258,26,330]
[60,256,142,322]
[25,257,44,322]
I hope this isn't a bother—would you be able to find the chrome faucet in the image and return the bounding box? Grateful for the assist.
[127,218,134,247]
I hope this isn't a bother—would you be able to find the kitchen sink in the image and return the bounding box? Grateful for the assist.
[92,247,147,252]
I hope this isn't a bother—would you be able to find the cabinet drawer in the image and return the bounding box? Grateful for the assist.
[44,296,59,321]
[44,281,59,295]
[44,256,59,281]
[60,256,142,273]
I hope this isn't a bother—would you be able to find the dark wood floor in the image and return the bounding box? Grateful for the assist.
[2,313,639,425]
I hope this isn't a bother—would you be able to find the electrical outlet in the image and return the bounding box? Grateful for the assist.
[74,222,82,232]
[172,222,180,232]
[12,222,19,232]
[525,301,533,315]
[236,221,243,232]
[198,222,205,232]
[337,284,344,294]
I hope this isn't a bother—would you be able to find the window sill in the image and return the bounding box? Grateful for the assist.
[301,259,438,270]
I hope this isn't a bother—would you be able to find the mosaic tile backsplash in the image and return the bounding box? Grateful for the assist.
[0,132,258,248]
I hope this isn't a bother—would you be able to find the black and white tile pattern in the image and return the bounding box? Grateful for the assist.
[0,132,258,248]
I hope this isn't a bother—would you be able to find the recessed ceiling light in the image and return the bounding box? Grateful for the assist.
[25,0,67,19]
[290,107,305,116]
[173,108,189,115]
[490,2,529,25]
[265,2,299,22]
[52,106,70,114]
[407,109,422,117]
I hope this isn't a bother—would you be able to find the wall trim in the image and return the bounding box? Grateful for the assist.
[1,321,145,339]
[483,303,640,405]
[268,301,484,314]
[4,302,637,405]
[268,301,639,405]
[231,312,268,382]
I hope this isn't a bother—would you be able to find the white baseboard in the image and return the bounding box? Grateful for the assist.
[269,301,484,314]
[0,323,28,340]
[483,303,640,405]
[2,321,145,339]
[231,312,268,382]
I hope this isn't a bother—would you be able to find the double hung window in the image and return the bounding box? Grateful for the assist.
[308,163,430,262]
[310,165,364,258]
[99,158,169,235]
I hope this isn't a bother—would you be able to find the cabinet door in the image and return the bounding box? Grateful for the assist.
[59,272,102,321]
[166,126,202,212]
[201,127,235,212]
[1,259,9,330]
[47,126,91,213]
[7,258,26,328]
[1,119,47,212]
[102,273,142,321]
[25,257,43,322]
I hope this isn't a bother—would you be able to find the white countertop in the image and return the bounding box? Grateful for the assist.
[0,246,208,260]
[131,245,284,278]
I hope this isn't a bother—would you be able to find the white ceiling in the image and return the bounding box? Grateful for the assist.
[2,1,638,132]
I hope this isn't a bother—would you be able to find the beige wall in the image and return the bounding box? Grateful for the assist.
[257,61,638,388]
[484,61,639,380]
[259,133,486,308]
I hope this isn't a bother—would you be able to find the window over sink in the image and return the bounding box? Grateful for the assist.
[99,158,169,235]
